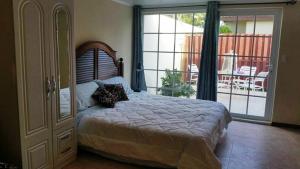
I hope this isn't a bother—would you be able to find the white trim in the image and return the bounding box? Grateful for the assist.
[266,8,282,122]
[142,6,206,14]
[118,0,293,7]
[140,3,205,9]
[219,6,284,15]
[111,0,134,6]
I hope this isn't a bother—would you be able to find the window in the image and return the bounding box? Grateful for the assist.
[142,10,206,98]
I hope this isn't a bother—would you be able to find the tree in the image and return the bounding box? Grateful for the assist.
[174,13,233,34]
[219,25,233,34]
[168,13,206,27]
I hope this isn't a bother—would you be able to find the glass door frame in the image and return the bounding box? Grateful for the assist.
[141,6,206,97]
[218,7,283,121]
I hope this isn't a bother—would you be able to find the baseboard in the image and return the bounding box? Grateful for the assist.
[233,117,271,125]
[233,118,300,129]
[271,122,300,129]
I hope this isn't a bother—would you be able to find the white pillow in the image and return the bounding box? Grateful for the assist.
[76,81,99,110]
[96,76,134,95]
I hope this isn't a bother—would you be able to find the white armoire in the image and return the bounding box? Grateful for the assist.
[0,0,76,168]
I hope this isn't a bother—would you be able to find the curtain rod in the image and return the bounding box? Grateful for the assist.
[141,0,297,10]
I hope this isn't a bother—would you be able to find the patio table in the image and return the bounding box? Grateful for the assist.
[232,71,251,89]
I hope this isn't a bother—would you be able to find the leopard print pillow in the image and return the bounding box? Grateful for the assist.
[104,84,129,101]
[92,86,117,108]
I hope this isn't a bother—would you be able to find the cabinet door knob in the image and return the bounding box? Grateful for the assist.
[46,77,52,98]
[51,76,57,94]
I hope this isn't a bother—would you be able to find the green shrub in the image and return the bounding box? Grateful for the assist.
[159,69,196,97]
[219,25,233,34]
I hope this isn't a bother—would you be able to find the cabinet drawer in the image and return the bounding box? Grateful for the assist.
[54,128,75,165]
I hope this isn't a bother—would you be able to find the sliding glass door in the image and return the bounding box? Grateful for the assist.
[217,8,282,121]
[142,8,206,98]
[142,7,282,121]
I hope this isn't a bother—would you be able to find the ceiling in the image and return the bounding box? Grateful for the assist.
[112,0,294,6]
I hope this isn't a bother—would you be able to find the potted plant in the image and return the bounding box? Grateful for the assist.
[159,69,196,97]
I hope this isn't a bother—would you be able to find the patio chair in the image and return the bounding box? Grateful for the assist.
[218,76,231,88]
[239,71,269,91]
[218,51,237,88]
[189,64,199,84]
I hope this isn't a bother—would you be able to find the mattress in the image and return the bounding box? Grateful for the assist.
[77,92,232,169]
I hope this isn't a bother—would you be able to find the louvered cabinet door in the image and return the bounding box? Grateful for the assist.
[13,0,53,168]
[49,0,77,168]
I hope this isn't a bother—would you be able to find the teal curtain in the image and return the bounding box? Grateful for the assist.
[131,5,147,92]
[196,1,220,101]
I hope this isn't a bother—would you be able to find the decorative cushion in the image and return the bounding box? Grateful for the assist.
[103,84,129,101]
[76,81,99,109]
[96,76,134,95]
[92,86,117,108]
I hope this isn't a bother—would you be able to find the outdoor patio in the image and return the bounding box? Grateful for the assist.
[217,88,266,117]
[149,80,268,118]
[189,84,267,117]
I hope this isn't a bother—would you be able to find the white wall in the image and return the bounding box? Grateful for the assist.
[246,21,274,34]
[75,0,133,84]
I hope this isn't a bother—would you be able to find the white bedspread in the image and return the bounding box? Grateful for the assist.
[77,92,231,169]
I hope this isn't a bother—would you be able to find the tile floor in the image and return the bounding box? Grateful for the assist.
[64,121,300,169]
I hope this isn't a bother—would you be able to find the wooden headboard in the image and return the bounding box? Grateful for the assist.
[76,41,124,84]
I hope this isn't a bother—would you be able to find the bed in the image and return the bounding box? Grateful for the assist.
[75,41,232,169]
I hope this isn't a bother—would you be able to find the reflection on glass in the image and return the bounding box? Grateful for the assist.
[55,7,71,119]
